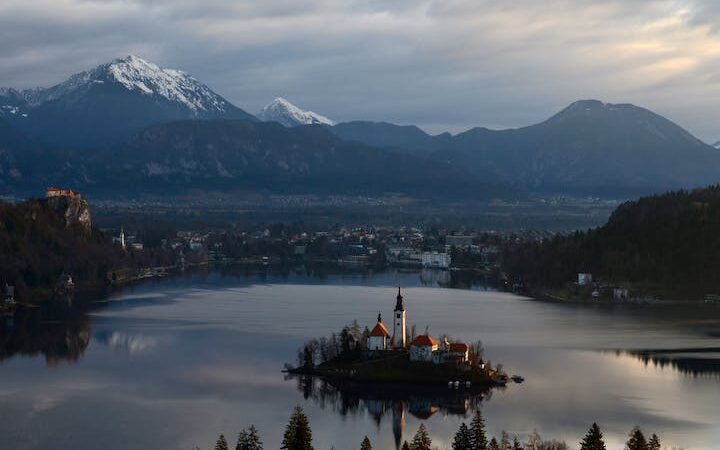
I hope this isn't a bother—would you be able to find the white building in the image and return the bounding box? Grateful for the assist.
[368,314,390,351]
[409,335,439,362]
[421,252,450,269]
[577,273,593,285]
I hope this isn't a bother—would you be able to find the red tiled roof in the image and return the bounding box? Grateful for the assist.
[369,321,390,337]
[449,343,469,353]
[410,335,438,347]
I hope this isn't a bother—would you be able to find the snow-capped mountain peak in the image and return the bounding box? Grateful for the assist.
[27,55,232,114]
[258,97,334,127]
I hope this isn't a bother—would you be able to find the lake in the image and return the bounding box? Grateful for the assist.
[1,269,719,450]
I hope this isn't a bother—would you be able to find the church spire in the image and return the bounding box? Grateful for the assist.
[394,286,404,311]
[392,287,407,348]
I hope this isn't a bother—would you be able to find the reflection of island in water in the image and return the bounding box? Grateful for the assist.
[287,374,498,449]
[617,348,720,377]
[0,299,91,364]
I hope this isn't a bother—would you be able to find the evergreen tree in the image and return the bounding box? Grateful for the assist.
[580,423,606,450]
[236,429,249,450]
[526,430,542,450]
[236,425,262,450]
[215,435,229,450]
[624,427,648,450]
[512,437,522,450]
[281,406,314,450]
[647,434,660,450]
[401,441,411,450]
[360,436,372,450]
[488,437,500,450]
[469,411,488,450]
[499,431,510,450]
[452,423,473,450]
[410,424,432,450]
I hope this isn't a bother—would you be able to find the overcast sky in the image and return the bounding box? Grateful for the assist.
[2,0,720,141]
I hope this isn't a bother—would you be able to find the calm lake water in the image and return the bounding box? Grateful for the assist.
[1,269,719,450]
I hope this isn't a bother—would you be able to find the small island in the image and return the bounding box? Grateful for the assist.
[287,288,509,387]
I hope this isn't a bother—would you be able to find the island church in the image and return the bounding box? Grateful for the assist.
[367,288,470,364]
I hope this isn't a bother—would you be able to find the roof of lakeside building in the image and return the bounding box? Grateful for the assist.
[410,334,439,347]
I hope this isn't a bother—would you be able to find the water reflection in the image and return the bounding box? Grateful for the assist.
[288,374,496,448]
[0,268,498,367]
[619,348,720,377]
[0,301,90,364]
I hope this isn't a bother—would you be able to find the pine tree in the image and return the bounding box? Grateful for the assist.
[647,434,660,450]
[401,441,411,450]
[499,431,510,450]
[281,406,314,450]
[410,424,432,450]
[579,423,606,450]
[469,411,488,450]
[512,437,522,450]
[215,434,229,450]
[452,423,473,450]
[360,436,372,450]
[236,429,249,450]
[624,427,648,450]
[236,425,263,450]
[489,437,500,450]
[526,430,542,450]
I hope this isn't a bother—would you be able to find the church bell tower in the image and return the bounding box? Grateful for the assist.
[393,287,407,348]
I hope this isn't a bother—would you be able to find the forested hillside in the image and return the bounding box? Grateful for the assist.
[0,198,171,299]
[504,185,720,297]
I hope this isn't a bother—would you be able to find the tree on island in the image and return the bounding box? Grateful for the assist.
[410,424,432,450]
[647,434,661,450]
[360,436,372,450]
[215,434,229,450]
[624,427,648,450]
[236,425,263,450]
[281,406,314,450]
[580,423,606,450]
[469,411,488,450]
[452,422,473,450]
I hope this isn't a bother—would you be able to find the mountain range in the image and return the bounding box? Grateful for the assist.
[1,55,719,199]
[0,56,255,147]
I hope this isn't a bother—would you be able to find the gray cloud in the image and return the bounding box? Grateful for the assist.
[1,0,719,141]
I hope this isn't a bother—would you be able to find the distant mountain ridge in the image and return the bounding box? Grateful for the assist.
[78,120,500,198]
[329,100,720,196]
[258,97,334,127]
[0,55,255,147]
[2,56,720,199]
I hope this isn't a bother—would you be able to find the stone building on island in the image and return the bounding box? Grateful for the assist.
[409,335,439,361]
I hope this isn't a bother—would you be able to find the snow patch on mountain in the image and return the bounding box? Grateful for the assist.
[22,55,232,114]
[258,97,334,127]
